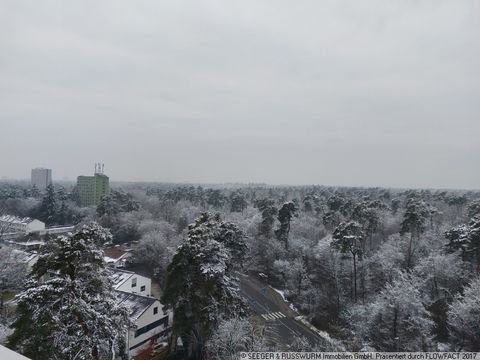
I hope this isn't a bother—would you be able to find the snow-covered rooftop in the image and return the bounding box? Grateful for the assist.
[8,240,45,247]
[0,345,30,359]
[45,226,75,234]
[11,249,39,264]
[115,290,157,320]
[110,269,135,288]
[0,215,37,225]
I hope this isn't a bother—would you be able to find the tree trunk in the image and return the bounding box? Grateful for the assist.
[393,306,398,351]
[361,262,366,305]
[0,291,4,319]
[353,253,357,303]
[92,345,99,360]
[406,230,414,269]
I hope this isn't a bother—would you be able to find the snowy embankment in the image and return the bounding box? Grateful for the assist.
[270,285,344,350]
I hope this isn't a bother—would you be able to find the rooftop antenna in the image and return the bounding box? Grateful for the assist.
[102,163,104,174]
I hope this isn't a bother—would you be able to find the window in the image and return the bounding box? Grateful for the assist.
[141,285,146,292]
[131,278,137,287]
[135,316,169,338]
[153,307,158,315]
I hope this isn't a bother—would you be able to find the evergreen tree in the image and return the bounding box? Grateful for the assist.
[38,184,57,226]
[275,201,298,250]
[445,215,480,271]
[303,192,324,215]
[30,185,41,199]
[400,196,429,268]
[229,191,247,213]
[254,199,277,239]
[8,223,128,360]
[57,200,68,225]
[391,198,401,215]
[161,213,247,359]
[205,189,226,208]
[351,200,385,246]
[332,221,365,303]
[467,200,480,218]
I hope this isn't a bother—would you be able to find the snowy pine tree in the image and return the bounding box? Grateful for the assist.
[275,201,298,250]
[7,223,129,360]
[400,196,429,268]
[161,213,247,359]
[332,221,365,303]
[38,184,58,226]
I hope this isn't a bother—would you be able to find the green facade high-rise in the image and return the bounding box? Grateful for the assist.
[76,163,109,207]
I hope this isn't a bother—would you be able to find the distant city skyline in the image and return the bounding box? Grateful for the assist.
[1,1,479,190]
[1,165,478,191]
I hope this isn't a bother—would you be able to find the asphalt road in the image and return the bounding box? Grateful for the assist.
[239,274,324,350]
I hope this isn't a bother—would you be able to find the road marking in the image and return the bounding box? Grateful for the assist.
[262,311,286,321]
[240,277,322,346]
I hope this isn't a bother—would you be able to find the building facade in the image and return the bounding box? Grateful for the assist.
[76,173,109,207]
[111,269,151,296]
[31,168,52,190]
[115,291,172,359]
[111,270,172,359]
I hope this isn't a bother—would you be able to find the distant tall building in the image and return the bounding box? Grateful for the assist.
[77,163,110,207]
[31,168,52,190]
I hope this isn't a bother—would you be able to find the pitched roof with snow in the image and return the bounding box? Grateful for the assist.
[0,215,37,225]
[11,249,39,264]
[111,269,135,289]
[115,290,157,320]
[0,345,30,359]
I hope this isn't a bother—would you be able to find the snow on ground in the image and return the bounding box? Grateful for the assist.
[295,316,345,350]
[271,287,287,301]
[0,324,12,345]
[437,342,450,351]
[269,285,343,350]
[289,303,299,312]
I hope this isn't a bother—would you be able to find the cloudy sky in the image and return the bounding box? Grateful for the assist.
[1,1,479,189]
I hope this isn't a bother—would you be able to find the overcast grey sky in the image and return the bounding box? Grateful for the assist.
[1,1,479,189]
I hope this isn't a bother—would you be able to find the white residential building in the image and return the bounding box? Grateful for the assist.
[111,269,151,297]
[0,215,45,237]
[115,291,172,359]
[31,168,52,190]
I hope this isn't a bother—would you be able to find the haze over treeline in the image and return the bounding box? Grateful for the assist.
[1,0,479,189]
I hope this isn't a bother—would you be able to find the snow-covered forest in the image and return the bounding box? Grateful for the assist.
[0,181,479,358]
